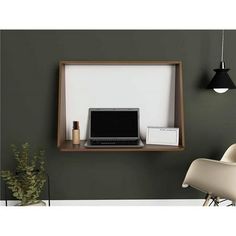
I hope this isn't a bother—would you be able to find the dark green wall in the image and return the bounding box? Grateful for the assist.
[1,30,236,200]
[0,30,2,199]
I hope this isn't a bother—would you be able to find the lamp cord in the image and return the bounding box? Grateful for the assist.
[221,30,224,62]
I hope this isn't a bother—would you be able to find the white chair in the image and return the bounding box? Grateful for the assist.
[182,144,236,206]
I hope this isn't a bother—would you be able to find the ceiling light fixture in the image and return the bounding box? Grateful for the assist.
[207,30,236,93]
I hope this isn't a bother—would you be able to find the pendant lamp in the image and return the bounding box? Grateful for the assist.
[207,30,236,93]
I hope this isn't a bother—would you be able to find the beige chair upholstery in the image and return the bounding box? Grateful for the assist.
[182,144,236,206]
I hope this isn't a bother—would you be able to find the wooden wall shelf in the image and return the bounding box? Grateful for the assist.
[57,61,185,152]
[59,141,185,152]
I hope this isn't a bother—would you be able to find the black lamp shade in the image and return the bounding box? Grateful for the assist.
[207,68,236,89]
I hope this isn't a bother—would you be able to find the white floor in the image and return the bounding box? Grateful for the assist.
[0,199,204,206]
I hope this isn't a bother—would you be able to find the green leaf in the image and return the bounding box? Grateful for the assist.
[13,192,19,197]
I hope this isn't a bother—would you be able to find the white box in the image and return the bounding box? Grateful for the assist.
[146,127,179,146]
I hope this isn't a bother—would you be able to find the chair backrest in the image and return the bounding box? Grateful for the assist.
[221,143,236,163]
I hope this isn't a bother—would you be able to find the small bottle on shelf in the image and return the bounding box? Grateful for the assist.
[72,121,80,145]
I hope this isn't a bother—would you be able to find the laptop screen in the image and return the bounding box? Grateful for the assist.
[90,110,139,138]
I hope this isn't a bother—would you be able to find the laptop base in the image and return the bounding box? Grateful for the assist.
[84,140,144,148]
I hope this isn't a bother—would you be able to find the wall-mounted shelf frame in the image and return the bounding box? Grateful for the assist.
[57,61,185,152]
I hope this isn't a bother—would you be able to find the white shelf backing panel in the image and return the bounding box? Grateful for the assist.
[65,64,176,140]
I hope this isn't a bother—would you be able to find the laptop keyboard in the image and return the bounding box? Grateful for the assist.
[90,140,139,145]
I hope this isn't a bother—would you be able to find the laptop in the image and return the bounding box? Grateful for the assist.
[84,108,144,148]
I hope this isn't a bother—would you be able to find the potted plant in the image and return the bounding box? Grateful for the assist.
[0,143,47,206]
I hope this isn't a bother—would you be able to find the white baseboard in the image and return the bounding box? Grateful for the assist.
[0,199,204,206]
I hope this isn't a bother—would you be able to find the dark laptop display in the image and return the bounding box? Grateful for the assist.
[84,108,144,148]
[91,110,138,138]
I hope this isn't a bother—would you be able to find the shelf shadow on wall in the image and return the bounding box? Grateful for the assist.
[197,69,212,89]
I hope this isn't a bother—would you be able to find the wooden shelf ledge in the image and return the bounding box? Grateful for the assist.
[59,141,184,152]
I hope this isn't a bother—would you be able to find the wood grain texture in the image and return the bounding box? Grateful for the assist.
[60,140,184,152]
[60,60,182,65]
[175,62,185,147]
[57,62,66,147]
